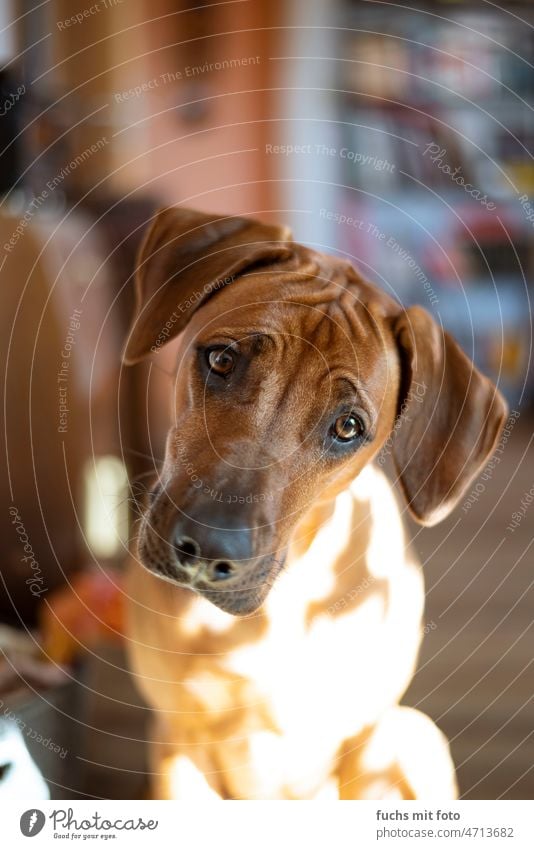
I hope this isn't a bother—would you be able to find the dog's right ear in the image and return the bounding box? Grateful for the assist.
[391,305,508,526]
[122,207,292,364]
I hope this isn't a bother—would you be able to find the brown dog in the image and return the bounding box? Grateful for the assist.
[123,207,507,800]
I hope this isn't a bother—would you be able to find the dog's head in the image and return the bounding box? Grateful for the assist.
[124,207,507,615]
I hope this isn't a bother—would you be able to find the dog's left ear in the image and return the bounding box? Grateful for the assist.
[123,207,292,364]
[392,305,508,526]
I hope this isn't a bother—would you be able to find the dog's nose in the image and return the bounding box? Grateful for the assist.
[173,515,254,580]
[173,535,201,566]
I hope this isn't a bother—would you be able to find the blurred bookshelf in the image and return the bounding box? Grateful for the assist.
[333,0,534,405]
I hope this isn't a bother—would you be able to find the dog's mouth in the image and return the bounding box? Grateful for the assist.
[206,550,288,615]
[196,563,282,615]
[137,530,286,615]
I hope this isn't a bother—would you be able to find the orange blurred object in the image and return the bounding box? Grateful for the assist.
[40,569,125,665]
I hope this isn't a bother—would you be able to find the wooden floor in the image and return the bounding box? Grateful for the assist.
[403,415,534,799]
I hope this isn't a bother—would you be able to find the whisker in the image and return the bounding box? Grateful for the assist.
[123,446,165,464]
[131,469,161,484]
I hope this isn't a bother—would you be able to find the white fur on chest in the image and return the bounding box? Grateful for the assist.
[231,469,422,716]
[182,467,424,795]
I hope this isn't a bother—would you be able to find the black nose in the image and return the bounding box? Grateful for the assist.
[173,511,254,580]
[173,535,201,566]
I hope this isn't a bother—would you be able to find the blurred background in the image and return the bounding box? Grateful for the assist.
[0,0,533,800]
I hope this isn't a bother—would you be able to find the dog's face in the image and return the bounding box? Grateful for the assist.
[140,280,397,614]
[124,208,507,615]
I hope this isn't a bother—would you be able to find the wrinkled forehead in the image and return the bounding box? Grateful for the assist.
[182,273,395,394]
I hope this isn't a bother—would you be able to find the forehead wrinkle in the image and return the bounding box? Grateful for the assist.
[337,291,371,339]
[309,301,368,367]
[301,308,333,352]
[317,369,375,413]
[297,293,370,348]
[198,326,290,361]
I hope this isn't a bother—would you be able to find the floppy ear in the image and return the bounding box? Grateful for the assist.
[123,207,293,364]
[392,305,508,526]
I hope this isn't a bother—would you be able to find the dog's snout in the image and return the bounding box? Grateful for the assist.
[173,532,235,581]
[172,510,255,580]
[142,481,278,603]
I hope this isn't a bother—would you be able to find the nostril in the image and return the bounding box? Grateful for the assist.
[174,535,200,566]
[212,561,234,581]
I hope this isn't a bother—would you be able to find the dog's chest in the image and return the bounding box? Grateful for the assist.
[182,467,424,795]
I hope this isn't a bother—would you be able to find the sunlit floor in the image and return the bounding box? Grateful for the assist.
[404,416,534,799]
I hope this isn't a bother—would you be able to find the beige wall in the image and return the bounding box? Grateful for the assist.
[42,0,283,218]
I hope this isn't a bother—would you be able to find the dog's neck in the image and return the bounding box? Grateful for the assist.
[287,496,337,562]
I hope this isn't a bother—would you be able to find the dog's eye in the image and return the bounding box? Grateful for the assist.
[331,413,365,442]
[206,347,235,376]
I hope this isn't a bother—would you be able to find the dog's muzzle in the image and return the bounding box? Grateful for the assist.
[138,499,284,615]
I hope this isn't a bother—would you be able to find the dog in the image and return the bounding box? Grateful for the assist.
[123,207,507,800]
